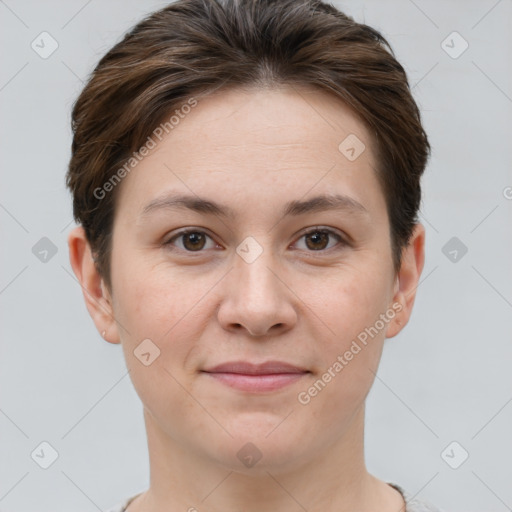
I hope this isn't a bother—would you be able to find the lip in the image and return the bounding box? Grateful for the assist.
[204,361,308,374]
[201,360,310,392]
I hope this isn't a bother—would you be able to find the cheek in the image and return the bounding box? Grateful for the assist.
[113,260,228,402]
[297,306,386,428]
[307,266,391,348]
[114,258,207,341]
[298,266,390,402]
[112,266,207,428]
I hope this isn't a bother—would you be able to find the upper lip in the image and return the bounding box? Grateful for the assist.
[202,361,309,375]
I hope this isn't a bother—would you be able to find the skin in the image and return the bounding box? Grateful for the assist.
[68,84,425,512]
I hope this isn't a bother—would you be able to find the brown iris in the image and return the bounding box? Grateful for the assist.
[304,231,330,251]
[182,231,207,251]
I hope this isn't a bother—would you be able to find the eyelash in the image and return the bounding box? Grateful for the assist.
[162,227,348,255]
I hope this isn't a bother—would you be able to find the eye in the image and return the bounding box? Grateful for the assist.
[163,227,347,254]
[293,227,346,252]
[163,229,218,252]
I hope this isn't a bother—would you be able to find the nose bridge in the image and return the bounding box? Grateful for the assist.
[234,236,281,306]
[217,235,296,336]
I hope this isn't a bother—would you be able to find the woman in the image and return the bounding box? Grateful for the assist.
[66,0,442,510]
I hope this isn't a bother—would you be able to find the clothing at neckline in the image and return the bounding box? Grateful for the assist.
[109,482,443,512]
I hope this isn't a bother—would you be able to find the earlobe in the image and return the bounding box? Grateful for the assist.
[386,223,426,339]
[67,226,120,344]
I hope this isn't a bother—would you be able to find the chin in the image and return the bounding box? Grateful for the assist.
[224,413,299,443]
[203,422,308,474]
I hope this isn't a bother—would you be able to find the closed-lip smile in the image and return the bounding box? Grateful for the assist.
[201,360,310,392]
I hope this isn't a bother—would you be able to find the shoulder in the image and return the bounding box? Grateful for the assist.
[388,482,446,512]
[104,502,125,512]
[105,493,141,512]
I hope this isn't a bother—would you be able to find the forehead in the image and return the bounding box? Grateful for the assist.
[172,84,373,159]
[114,85,385,223]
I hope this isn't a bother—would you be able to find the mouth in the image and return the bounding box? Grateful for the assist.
[201,361,310,393]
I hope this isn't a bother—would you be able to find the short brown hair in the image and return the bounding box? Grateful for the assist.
[66,0,430,292]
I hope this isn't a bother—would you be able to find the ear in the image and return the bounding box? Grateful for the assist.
[385,223,426,339]
[67,226,120,344]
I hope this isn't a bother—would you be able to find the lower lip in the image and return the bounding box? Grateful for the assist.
[203,372,307,392]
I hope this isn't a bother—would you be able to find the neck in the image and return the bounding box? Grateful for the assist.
[128,405,405,512]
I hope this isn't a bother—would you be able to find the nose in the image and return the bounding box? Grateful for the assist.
[216,244,297,337]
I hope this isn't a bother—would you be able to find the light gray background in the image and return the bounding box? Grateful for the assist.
[1,1,511,511]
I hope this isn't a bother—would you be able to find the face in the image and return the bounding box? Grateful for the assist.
[70,85,424,474]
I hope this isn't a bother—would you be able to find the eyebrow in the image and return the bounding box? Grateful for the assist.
[139,192,370,220]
